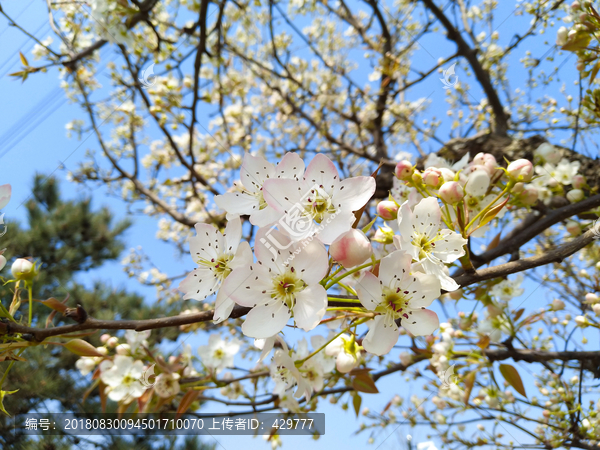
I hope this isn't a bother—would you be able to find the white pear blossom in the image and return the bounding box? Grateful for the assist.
[215,152,305,226]
[355,250,441,355]
[490,275,524,301]
[178,217,252,323]
[262,153,376,244]
[197,334,241,374]
[220,228,329,338]
[270,349,311,400]
[154,373,181,398]
[124,330,151,353]
[99,355,146,402]
[325,334,362,373]
[220,372,246,399]
[395,197,467,291]
[75,357,98,376]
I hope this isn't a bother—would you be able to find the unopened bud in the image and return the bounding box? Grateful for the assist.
[507,159,534,182]
[566,189,584,203]
[585,293,598,304]
[572,175,586,189]
[377,201,399,220]
[11,258,36,281]
[438,181,465,205]
[465,169,491,196]
[535,143,562,165]
[423,168,442,188]
[330,229,373,268]
[557,26,569,46]
[395,160,413,180]
[551,299,565,311]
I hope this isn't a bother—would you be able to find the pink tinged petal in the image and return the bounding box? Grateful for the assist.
[402,308,439,336]
[220,265,271,307]
[409,273,441,308]
[242,302,292,338]
[262,178,303,214]
[230,241,253,269]
[213,288,236,323]
[315,212,355,245]
[251,205,283,227]
[240,153,276,193]
[303,154,340,191]
[179,268,220,300]
[362,315,399,356]
[189,223,224,262]
[293,284,327,331]
[0,184,11,210]
[378,250,413,286]
[421,258,460,292]
[412,197,442,240]
[215,192,259,217]
[431,229,467,263]
[355,271,383,310]
[333,176,376,212]
[276,152,305,180]
[289,239,329,285]
[223,216,243,253]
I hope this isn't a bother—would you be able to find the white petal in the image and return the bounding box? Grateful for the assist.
[402,308,439,336]
[221,265,271,307]
[242,302,291,338]
[293,285,327,331]
[262,178,303,214]
[254,227,292,272]
[251,206,283,227]
[333,176,376,212]
[378,250,412,286]
[0,184,11,210]
[215,192,259,217]
[230,241,253,269]
[412,197,442,240]
[189,223,223,262]
[421,258,460,292]
[362,315,399,356]
[288,239,329,285]
[410,273,441,308]
[397,201,414,242]
[316,212,355,245]
[276,152,305,180]
[179,268,220,301]
[224,216,243,253]
[432,229,467,263]
[213,288,236,323]
[240,153,276,193]
[303,154,340,191]
[355,271,383,310]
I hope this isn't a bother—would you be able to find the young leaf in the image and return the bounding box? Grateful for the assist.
[352,372,379,394]
[177,389,201,418]
[499,364,527,397]
[352,392,362,417]
[463,371,476,405]
[63,339,105,357]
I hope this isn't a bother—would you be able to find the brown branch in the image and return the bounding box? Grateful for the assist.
[420,0,509,136]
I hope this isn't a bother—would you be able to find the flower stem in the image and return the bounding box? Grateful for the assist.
[325,261,376,290]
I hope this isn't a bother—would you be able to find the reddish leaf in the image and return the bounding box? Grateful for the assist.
[177,390,201,419]
[499,364,527,398]
[352,372,379,394]
[463,371,476,405]
[38,298,68,314]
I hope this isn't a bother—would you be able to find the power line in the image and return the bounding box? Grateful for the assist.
[0,0,37,40]
[0,21,50,77]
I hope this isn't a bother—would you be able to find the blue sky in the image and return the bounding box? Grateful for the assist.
[0,0,592,449]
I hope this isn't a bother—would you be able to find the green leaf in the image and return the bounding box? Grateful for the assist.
[352,392,362,417]
[361,217,377,234]
[19,51,28,67]
[63,339,105,357]
[478,197,509,229]
[0,389,18,416]
[499,364,527,398]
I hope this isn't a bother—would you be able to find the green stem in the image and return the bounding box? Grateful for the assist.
[321,265,344,286]
[27,283,33,326]
[325,261,376,290]
[465,181,514,231]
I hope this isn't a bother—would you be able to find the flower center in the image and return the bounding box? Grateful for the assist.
[303,186,335,223]
[197,254,234,281]
[272,270,306,309]
[378,286,412,320]
[122,374,137,386]
[412,232,436,260]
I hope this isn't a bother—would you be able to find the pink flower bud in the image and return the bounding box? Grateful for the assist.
[100,334,111,344]
[116,344,130,355]
[11,258,35,281]
[566,189,584,203]
[571,1,581,11]
[438,181,464,205]
[330,229,373,268]
[572,175,586,189]
[507,159,534,182]
[106,337,119,348]
[395,160,413,180]
[422,168,442,187]
[519,187,539,206]
[535,143,562,165]
[566,220,581,236]
[376,201,399,220]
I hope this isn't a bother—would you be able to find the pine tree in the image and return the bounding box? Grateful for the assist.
[0,175,213,450]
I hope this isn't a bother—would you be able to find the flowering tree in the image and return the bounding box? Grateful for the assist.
[4,0,600,448]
